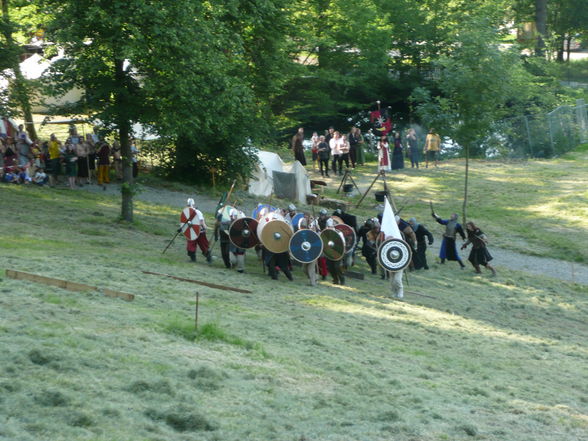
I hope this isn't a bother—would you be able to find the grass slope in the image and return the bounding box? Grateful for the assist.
[0,183,587,441]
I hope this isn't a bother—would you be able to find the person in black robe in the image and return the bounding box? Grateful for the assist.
[361,219,381,275]
[291,127,306,166]
[391,132,404,170]
[408,217,434,270]
[461,221,496,276]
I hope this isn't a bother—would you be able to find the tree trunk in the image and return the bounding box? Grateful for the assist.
[1,0,38,140]
[534,0,548,57]
[462,143,469,225]
[556,38,565,62]
[114,58,133,222]
[566,35,572,62]
[316,0,331,68]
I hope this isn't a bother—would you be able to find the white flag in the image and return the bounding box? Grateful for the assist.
[381,197,402,240]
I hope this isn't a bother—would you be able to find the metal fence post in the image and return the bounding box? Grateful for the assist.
[577,99,588,143]
[548,110,556,155]
[523,115,533,157]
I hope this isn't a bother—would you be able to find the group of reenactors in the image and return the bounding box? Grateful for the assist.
[176,197,496,298]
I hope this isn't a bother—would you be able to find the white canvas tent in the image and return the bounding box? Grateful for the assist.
[4,53,84,113]
[248,151,311,204]
[248,151,284,197]
[288,160,312,204]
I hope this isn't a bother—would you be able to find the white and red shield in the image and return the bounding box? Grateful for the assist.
[180,207,200,241]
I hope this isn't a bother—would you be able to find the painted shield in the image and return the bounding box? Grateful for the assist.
[331,215,344,226]
[180,207,200,241]
[335,224,357,254]
[290,213,306,231]
[252,204,277,220]
[320,229,345,261]
[229,217,260,249]
[289,229,323,263]
[256,211,285,238]
[377,238,412,272]
[260,220,293,253]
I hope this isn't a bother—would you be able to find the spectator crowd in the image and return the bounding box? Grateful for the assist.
[1,119,139,189]
[292,125,442,177]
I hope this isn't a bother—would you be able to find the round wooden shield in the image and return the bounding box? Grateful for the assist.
[335,224,357,253]
[256,211,285,238]
[229,217,259,249]
[320,229,345,261]
[378,238,412,272]
[290,213,305,231]
[252,204,277,220]
[260,220,293,253]
[180,207,200,241]
[289,229,323,263]
[331,215,344,226]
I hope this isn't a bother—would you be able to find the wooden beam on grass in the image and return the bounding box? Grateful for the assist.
[101,288,135,302]
[142,270,252,294]
[406,291,436,300]
[5,269,135,301]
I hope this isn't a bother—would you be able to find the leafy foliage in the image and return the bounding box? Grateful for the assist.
[411,17,537,157]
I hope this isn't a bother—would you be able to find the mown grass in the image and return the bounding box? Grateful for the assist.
[0,180,587,441]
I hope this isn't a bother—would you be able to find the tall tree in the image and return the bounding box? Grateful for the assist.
[534,0,548,56]
[41,0,291,220]
[411,16,532,221]
[0,0,37,139]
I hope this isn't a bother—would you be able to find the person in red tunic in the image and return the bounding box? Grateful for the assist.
[184,198,212,263]
[377,136,391,172]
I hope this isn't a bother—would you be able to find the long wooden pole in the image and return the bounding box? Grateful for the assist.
[356,171,381,208]
[142,270,252,294]
[225,179,237,205]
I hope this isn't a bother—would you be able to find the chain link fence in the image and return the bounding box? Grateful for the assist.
[488,99,588,158]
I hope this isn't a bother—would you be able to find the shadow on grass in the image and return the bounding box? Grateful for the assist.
[348,268,588,349]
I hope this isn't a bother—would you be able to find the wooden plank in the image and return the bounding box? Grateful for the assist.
[5,269,135,301]
[6,269,97,292]
[142,270,252,294]
[102,288,135,302]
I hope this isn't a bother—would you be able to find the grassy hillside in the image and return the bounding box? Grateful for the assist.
[0,182,587,441]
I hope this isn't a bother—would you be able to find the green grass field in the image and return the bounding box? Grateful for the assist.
[0,151,587,441]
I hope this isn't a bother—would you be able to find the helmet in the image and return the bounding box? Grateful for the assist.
[319,208,328,216]
[186,198,195,207]
[288,204,296,212]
